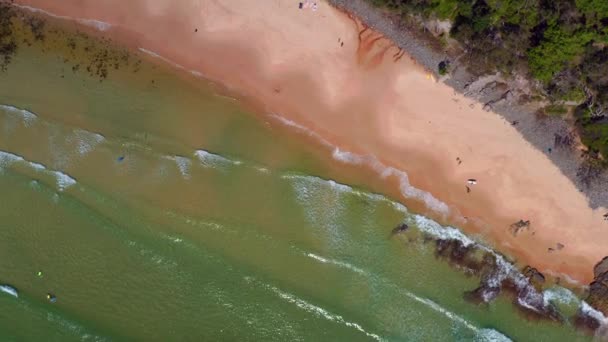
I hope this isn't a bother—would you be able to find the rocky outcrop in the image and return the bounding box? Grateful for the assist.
[522,266,546,291]
[585,256,608,316]
[432,238,562,321]
[595,256,608,279]
[390,223,409,235]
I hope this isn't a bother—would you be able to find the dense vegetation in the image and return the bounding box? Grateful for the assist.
[368,0,608,160]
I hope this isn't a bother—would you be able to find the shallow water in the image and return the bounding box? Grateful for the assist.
[0,11,597,341]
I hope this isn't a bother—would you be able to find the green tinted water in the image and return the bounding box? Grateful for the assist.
[0,12,595,341]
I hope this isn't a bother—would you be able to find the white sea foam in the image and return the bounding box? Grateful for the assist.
[411,214,476,247]
[305,253,366,276]
[270,114,332,147]
[51,171,77,191]
[286,171,569,325]
[299,249,511,341]
[0,151,25,166]
[281,174,395,205]
[138,48,185,70]
[166,156,191,179]
[475,329,513,342]
[333,148,449,213]
[128,239,178,269]
[0,104,38,127]
[68,129,106,156]
[14,4,112,31]
[47,312,108,341]
[270,114,449,215]
[255,166,270,174]
[29,162,47,171]
[190,70,204,78]
[542,287,579,307]
[0,285,18,298]
[255,280,383,341]
[0,150,77,191]
[194,149,242,169]
[581,301,608,325]
[76,18,112,31]
[166,210,225,232]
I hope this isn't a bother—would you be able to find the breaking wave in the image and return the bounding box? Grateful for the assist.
[409,214,476,247]
[281,174,389,203]
[0,104,38,127]
[165,155,192,179]
[303,251,511,341]
[67,129,106,156]
[244,277,383,341]
[0,285,18,298]
[305,252,366,276]
[194,149,242,169]
[139,48,185,70]
[270,114,449,214]
[581,301,608,326]
[14,4,112,31]
[0,150,77,191]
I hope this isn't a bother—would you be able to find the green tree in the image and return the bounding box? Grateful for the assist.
[528,26,593,83]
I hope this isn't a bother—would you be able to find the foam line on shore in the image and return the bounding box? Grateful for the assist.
[139,48,185,70]
[14,4,112,31]
[270,114,449,215]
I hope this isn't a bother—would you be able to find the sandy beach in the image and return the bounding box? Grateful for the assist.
[11,0,608,284]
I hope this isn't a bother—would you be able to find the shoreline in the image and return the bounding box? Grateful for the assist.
[328,0,608,210]
[7,0,608,288]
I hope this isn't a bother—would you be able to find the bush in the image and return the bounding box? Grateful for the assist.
[438,60,449,75]
[543,104,568,117]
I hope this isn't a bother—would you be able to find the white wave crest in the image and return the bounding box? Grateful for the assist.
[412,214,476,247]
[14,4,112,31]
[297,249,511,341]
[475,328,513,342]
[333,148,449,213]
[281,174,397,204]
[68,129,105,156]
[0,285,18,298]
[51,171,77,191]
[194,149,242,169]
[249,278,383,341]
[139,48,185,70]
[0,104,38,127]
[306,253,366,276]
[0,150,25,166]
[165,156,192,179]
[76,18,112,31]
[0,150,77,191]
[542,287,579,307]
[190,70,204,78]
[270,114,449,215]
[581,301,608,325]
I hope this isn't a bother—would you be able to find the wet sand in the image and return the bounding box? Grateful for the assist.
[11,0,608,284]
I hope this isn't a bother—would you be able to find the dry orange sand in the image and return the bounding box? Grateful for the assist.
[14,0,608,284]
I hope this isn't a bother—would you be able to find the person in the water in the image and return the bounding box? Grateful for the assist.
[46,293,57,303]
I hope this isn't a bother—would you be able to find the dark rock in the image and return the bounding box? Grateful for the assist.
[586,256,608,316]
[436,239,469,261]
[391,223,409,235]
[464,285,500,304]
[514,283,562,322]
[594,256,608,278]
[522,266,546,291]
[574,309,602,334]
